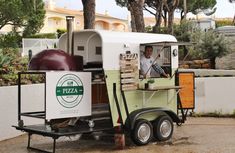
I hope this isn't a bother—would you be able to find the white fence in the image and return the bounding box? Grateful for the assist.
[22,38,58,56]
[195,77,235,114]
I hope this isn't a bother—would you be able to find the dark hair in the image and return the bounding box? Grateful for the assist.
[145,45,153,51]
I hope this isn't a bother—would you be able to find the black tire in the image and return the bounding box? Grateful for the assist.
[153,115,174,141]
[131,119,153,146]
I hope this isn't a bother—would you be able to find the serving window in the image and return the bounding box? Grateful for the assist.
[139,45,172,78]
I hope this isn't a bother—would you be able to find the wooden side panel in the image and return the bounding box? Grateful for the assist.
[92,84,109,104]
[178,72,195,109]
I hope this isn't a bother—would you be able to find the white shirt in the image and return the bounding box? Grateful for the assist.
[140,56,154,77]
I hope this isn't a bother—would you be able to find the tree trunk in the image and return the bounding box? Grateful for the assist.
[180,10,184,21]
[128,6,137,32]
[153,1,163,33]
[167,11,174,34]
[82,0,95,29]
[210,57,216,69]
[129,0,145,32]
[163,0,179,34]
[163,9,167,27]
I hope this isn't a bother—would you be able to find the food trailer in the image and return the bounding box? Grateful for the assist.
[14,30,195,153]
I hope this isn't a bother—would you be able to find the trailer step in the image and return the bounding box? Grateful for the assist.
[92,103,109,110]
[92,110,110,116]
[92,116,111,121]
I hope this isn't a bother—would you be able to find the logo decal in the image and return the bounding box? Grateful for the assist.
[56,74,84,108]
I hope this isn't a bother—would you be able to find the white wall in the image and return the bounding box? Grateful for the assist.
[0,84,44,141]
[195,77,235,114]
[1,77,235,141]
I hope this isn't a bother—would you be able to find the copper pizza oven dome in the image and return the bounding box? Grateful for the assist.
[28,49,77,71]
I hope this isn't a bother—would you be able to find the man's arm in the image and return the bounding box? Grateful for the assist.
[152,64,169,78]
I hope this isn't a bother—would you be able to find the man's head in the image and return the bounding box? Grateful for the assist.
[144,46,153,58]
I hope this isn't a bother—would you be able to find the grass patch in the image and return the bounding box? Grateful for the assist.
[191,110,235,118]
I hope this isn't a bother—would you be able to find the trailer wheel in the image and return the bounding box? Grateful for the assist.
[153,115,173,141]
[131,119,153,145]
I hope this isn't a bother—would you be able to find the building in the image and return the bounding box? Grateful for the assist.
[42,0,129,33]
[0,0,129,34]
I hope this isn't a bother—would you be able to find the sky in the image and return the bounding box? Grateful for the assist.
[54,0,235,20]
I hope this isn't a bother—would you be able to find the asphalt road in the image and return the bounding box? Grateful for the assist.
[1,117,235,153]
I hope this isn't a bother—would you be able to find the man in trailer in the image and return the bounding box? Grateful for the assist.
[140,46,169,78]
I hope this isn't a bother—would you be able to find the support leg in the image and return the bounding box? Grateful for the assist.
[27,133,32,149]
[53,138,56,153]
[26,133,57,153]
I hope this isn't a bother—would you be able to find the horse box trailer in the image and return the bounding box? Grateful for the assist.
[14,30,195,153]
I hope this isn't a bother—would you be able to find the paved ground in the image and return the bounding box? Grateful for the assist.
[1,117,235,153]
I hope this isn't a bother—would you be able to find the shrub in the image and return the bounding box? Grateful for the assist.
[0,32,22,48]
[27,33,57,39]
[190,30,231,69]
[0,48,45,86]
[56,29,67,38]
[216,20,233,28]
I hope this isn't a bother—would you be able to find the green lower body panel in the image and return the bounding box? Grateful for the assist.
[104,70,178,127]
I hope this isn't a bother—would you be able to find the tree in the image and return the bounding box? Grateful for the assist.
[116,0,145,32]
[0,0,45,37]
[144,0,179,34]
[163,0,179,34]
[82,0,95,29]
[116,0,137,31]
[144,0,164,33]
[173,20,195,59]
[177,0,216,20]
[191,30,231,69]
[129,0,145,32]
[228,0,235,24]
[0,0,24,30]
[22,0,46,37]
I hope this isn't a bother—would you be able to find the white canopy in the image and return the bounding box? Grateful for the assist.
[59,30,178,70]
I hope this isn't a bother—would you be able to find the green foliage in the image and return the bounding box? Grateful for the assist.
[0,0,45,37]
[216,20,234,28]
[190,30,231,68]
[115,0,128,7]
[0,48,45,86]
[0,32,22,48]
[0,48,25,74]
[147,79,155,84]
[145,25,153,33]
[27,33,57,39]
[172,20,198,60]
[192,109,235,118]
[56,29,67,38]
[0,48,26,86]
[22,0,46,37]
[191,30,231,59]
[178,0,216,19]
[174,20,196,42]
[145,26,168,34]
[0,0,24,29]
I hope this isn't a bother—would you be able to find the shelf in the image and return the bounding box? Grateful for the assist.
[137,85,181,91]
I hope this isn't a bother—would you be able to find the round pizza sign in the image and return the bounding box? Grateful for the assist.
[56,74,84,108]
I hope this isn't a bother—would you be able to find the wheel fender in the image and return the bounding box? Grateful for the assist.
[127,107,181,130]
